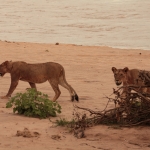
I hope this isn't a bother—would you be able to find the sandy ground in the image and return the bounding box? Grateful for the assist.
[0,40,150,150]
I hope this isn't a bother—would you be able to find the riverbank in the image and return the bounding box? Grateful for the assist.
[0,41,150,150]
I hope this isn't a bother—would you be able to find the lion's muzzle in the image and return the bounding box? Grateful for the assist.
[0,72,4,77]
[115,80,122,86]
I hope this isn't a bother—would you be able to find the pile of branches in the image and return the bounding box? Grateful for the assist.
[138,70,150,86]
[71,70,150,138]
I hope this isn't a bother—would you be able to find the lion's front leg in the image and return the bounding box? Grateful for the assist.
[4,78,19,98]
[1,96,10,99]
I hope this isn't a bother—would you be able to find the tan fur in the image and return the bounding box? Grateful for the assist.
[112,67,150,96]
[0,61,79,101]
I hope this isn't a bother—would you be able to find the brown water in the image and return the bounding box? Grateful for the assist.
[0,0,150,50]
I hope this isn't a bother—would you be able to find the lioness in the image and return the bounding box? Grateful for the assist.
[0,61,79,101]
[112,67,150,96]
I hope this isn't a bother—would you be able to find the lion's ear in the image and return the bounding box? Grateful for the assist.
[112,67,117,73]
[123,67,129,73]
[4,61,9,66]
[3,61,13,71]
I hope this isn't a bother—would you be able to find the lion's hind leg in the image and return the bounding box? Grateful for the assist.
[29,82,37,89]
[48,79,61,101]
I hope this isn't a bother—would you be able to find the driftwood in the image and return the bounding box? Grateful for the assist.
[71,70,150,138]
[139,70,150,86]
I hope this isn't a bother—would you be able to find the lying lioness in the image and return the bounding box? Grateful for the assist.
[112,67,150,96]
[0,61,79,101]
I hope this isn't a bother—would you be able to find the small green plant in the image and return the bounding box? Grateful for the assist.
[55,118,75,127]
[6,88,61,118]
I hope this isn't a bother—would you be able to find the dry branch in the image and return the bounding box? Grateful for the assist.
[71,71,150,137]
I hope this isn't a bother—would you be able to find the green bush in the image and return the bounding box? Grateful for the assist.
[55,118,75,127]
[6,88,61,118]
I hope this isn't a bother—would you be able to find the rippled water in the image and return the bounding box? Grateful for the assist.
[0,0,150,49]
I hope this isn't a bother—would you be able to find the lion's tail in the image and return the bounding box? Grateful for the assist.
[60,67,79,102]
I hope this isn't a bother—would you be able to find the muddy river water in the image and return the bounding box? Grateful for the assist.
[0,0,150,50]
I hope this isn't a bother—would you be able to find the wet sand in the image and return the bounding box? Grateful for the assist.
[0,41,150,150]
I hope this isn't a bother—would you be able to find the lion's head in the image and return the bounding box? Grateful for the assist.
[0,61,12,77]
[112,67,129,86]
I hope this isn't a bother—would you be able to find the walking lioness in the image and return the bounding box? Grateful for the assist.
[112,67,150,96]
[0,61,79,101]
